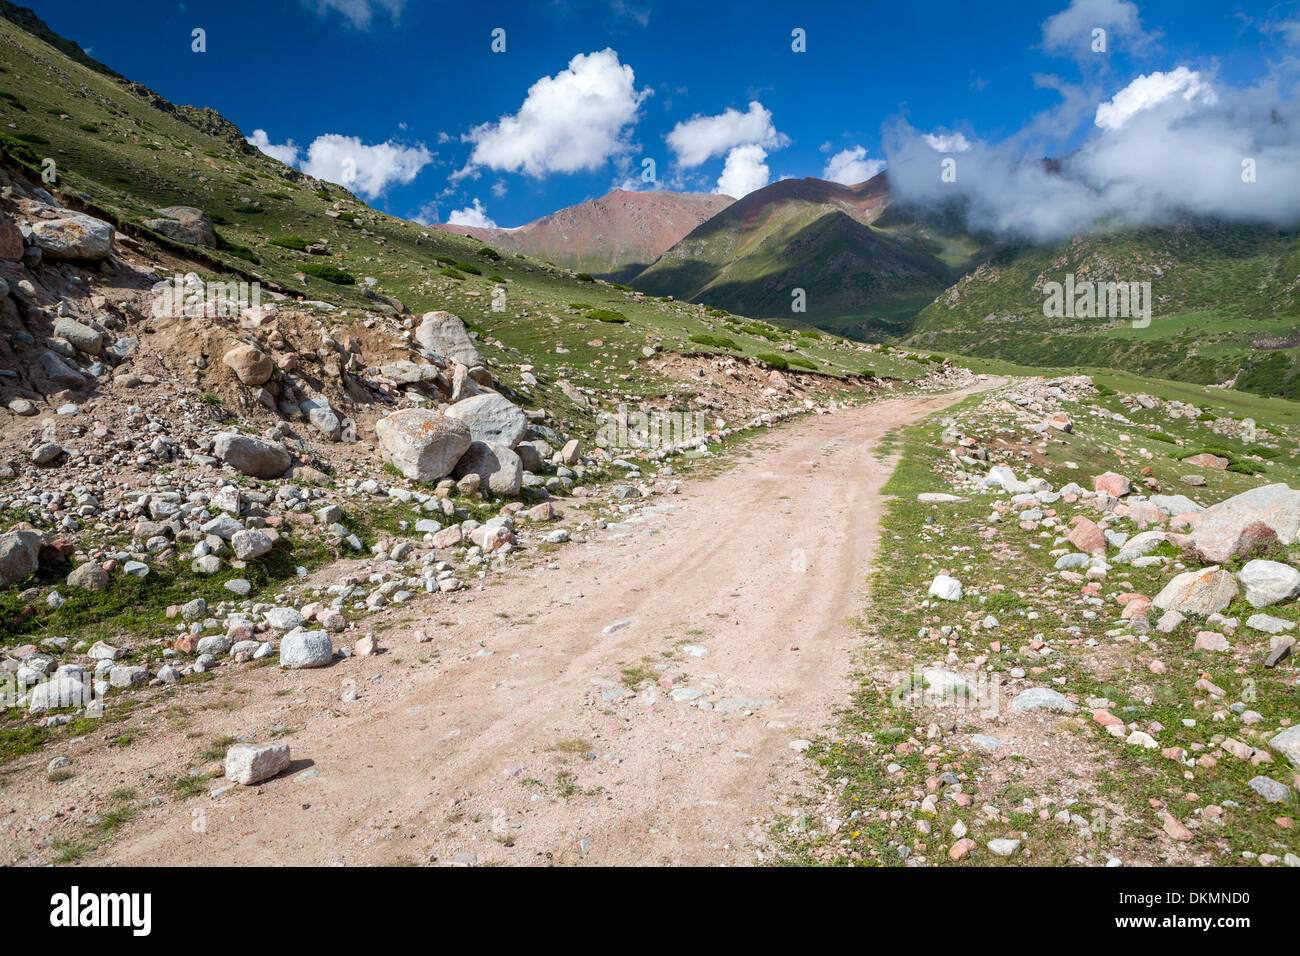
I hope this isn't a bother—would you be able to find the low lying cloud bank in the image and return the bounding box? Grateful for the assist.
[885,70,1300,243]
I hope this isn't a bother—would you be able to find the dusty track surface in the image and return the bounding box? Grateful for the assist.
[76,386,988,866]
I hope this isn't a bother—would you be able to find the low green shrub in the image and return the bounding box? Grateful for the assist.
[301,262,354,284]
[689,333,738,350]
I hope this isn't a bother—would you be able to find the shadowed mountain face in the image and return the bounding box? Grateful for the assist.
[631,173,980,337]
[433,189,735,282]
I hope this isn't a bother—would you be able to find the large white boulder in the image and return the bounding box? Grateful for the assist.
[279,630,333,668]
[415,311,485,368]
[1152,566,1239,617]
[445,393,528,448]
[375,408,472,482]
[225,742,291,784]
[928,575,963,601]
[231,529,274,560]
[1192,484,1300,564]
[1271,726,1300,768]
[1238,559,1300,609]
[31,213,114,259]
[0,530,41,586]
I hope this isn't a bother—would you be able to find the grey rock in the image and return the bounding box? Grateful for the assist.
[196,635,231,656]
[0,530,41,586]
[224,742,291,785]
[108,665,148,688]
[1150,494,1202,515]
[213,433,292,479]
[28,677,92,713]
[1270,726,1300,768]
[264,607,305,630]
[376,408,473,482]
[1010,687,1078,712]
[88,640,125,660]
[302,398,342,441]
[514,441,544,472]
[1248,776,1293,803]
[201,514,244,540]
[142,206,216,247]
[38,349,85,386]
[452,440,522,496]
[415,310,485,368]
[31,213,114,259]
[1238,559,1300,609]
[192,555,222,574]
[445,392,528,448]
[279,630,333,668]
[32,443,63,464]
[53,317,103,355]
[1245,613,1294,635]
[231,528,273,560]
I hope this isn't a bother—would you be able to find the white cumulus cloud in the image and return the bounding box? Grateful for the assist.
[246,129,300,166]
[301,134,432,198]
[445,199,497,229]
[715,144,769,198]
[1042,0,1152,54]
[922,131,973,153]
[247,129,432,198]
[460,49,649,178]
[823,146,886,185]
[1094,67,1217,130]
[667,101,787,168]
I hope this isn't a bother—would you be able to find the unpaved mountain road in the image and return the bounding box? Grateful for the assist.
[83,384,992,866]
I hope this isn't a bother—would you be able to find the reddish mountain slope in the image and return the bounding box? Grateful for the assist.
[432,189,734,280]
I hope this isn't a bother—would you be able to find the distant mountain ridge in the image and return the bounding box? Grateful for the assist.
[632,173,982,336]
[433,188,735,282]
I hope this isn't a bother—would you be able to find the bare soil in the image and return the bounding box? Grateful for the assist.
[9,386,988,866]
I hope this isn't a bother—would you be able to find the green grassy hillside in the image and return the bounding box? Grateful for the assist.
[0,3,941,400]
[904,222,1300,397]
[632,175,980,334]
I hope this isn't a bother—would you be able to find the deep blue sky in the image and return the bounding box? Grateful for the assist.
[24,0,1300,227]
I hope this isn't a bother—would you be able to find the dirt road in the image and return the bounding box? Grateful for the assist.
[77,386,985,866]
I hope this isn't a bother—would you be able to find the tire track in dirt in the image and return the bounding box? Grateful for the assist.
[84,385,994,866]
